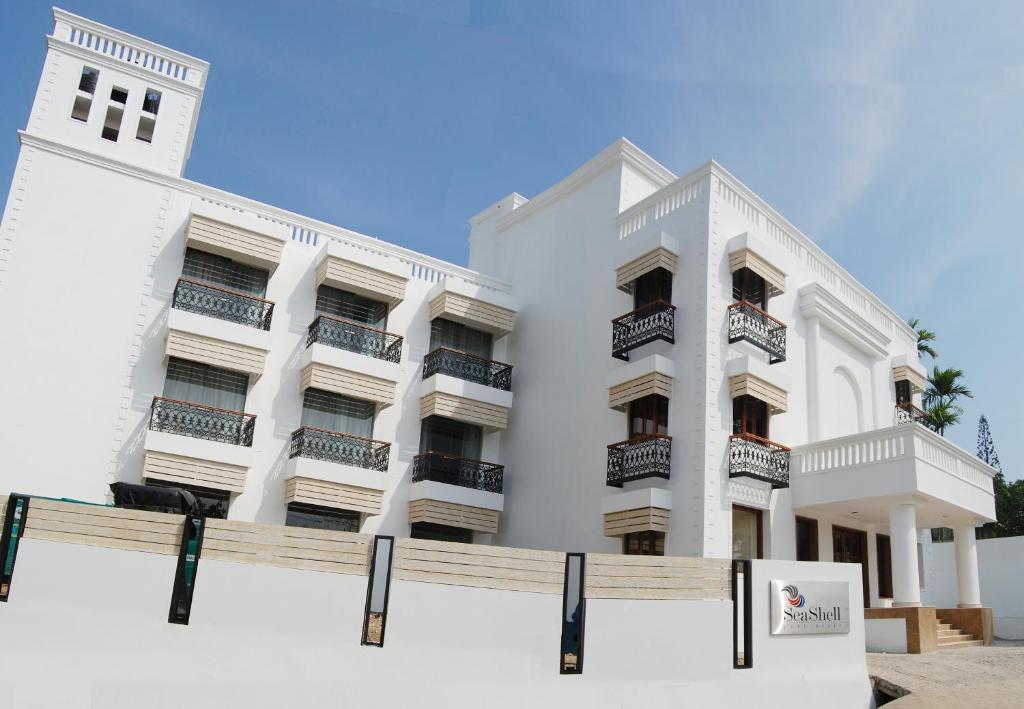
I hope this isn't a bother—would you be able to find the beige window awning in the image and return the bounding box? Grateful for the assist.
[893,365,927,393]
[419,391,508,430]
[730,247,786,296]
[429,291,514,337]
[166,329,266,377]
[143,451,247,494]
[608,371,673,411]
[285,476,383,516]
[300,362,396,407]
[316,254,408,306]
[730,372,788,413]
[603,506,670,537]
[408,499,499,534]
[186,214,283,271]
[616,246,678,293]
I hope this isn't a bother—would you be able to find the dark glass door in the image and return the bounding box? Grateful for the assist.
[833,526,870,608]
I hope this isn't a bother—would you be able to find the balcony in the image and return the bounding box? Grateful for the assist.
[148,396,255,447]
[172,277,274,331]
[728,300,786,364]
[412,452,504,493]
[729,433,790,488]
[422,348,512,391]
[289,426,390,471]
[612,300,676,361]
[606,434,672,487]
[895,403,930,427]
[306,314,403,364]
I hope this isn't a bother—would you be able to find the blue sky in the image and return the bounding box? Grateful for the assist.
[1,1,1021,478]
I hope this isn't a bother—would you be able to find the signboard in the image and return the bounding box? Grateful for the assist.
[770,580,850,635]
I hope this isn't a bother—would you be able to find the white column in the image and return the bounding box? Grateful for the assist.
[806,317,821,441]
[889,503,921,607]
[954,524,982,608]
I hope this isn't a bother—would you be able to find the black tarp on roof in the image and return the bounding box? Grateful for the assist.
[109,482,200,516]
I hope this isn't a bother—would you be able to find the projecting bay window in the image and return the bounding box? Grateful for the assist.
[612,267,676,361]
[173,248,274,330]
[146,479,230,519]
[285,503,360,532]
[607,394,672,487]
[729,395,789,488]
[623,531,665,556]
[289,389,390,471]
[306,285,402,363]
[423,318,512,391]
[413,416,503,493]
[149,358,254,446]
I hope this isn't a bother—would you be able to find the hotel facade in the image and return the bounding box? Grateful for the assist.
[0,9,998,650]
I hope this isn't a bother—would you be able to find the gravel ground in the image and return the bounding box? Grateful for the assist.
[868,640,1024,708]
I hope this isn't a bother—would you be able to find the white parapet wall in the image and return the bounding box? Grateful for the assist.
[0,497,870,708]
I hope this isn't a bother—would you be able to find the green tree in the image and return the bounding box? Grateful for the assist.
[926,401,961,436]
[907,317,938,360]
[976,416,1024,539]
[923,366,973,435]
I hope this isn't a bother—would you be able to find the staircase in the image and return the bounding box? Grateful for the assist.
[935,618,983,649]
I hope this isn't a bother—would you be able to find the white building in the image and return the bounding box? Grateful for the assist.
[0,9,999,651]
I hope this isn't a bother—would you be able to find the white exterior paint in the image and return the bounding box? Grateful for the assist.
[865,619,909,653]
[0,9,1000,623]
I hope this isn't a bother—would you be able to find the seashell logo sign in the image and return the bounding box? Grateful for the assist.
[770,580,850,635]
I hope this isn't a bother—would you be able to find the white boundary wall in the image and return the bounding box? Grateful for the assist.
[0,537,870,708]
[922,535,1024,639]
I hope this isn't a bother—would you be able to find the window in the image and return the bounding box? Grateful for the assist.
[142,88,162,114]
[623,531,665,556]
[110,86,128,104]
[136,88,161,143]
[732,505,762,560]
[796,517,819,561]
[895,379,911,406]
[732,268,767,309]
[411,522,472,543]
[182,248,269,297]
[876,534,893,599]
[146,480,230,519]
[420,416,482,460]
[301,389,374,438]
[71,67,99,122]
[163,357,248,412]
[286,503,360,532]
[733,395,769,439]
[931,527,954,543]
[430,318,492,360]
[633,267,672,309]
[101,104,124,141]
[628,394,669,437]
[316,285,388,329]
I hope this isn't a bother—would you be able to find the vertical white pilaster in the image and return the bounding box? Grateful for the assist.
[806,317,821,442]
[954,524,982,608]
[889,503,921,607]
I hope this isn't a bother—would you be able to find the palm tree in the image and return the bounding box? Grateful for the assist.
[927,401,962,436]
[907,317,938,360]
[924,366,973,408]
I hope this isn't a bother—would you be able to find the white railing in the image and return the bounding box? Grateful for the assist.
[617,171,709,239]
[791,424,997,494]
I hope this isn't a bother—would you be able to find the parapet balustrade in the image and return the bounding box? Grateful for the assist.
[729,432,790,488]
[148,396,255,447]
[611,300,676,361]
[288,426,390,471]
[411,451,504,493]
[606,434,672,487]
[895,402,930,427]
[422,347,512,391]
[728,300,786,364]
[306,314,403,364]
[172,277,274,331]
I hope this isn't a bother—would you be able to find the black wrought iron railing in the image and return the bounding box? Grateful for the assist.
[411,452,504,493]
[172,277,274,331]
[606,434,672,487]
[729,433,789,488]
[422,348,512,391]
[728,300,786,364]
[149,396,255,447]
[306,314,403,363]
[611,300,676,361]
[895,403,930,427]
[289,426,390,471]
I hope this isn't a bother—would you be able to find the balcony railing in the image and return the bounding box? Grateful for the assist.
[172,277,274,331]
[611,300,676,361]
[728,300,786,364]
[289,426,390,471]
[606,434,672,487]
[148,396,255,447]
[729,433,790,488]
[422,348,512,391]
[306,314,403,363]
[411,451,504,493]
[895,403,930,427]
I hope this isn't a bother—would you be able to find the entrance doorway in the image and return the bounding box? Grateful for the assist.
[833,525,870,608]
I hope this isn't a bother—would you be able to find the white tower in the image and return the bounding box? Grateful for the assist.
[26,8,208,176]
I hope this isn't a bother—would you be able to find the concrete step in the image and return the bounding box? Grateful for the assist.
[936,623,953,631]
[937,638,983,649]
[937,629,965,639]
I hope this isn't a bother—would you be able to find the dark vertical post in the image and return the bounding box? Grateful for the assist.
[0,494,30,602]
[168,515,204,625]
[362,535,395,646]
[732,559,753,669]
[560,552,586,674]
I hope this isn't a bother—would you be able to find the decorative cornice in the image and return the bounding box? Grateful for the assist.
[18,131,513,294]
[495,138,675,232]
[799,282,890,359]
